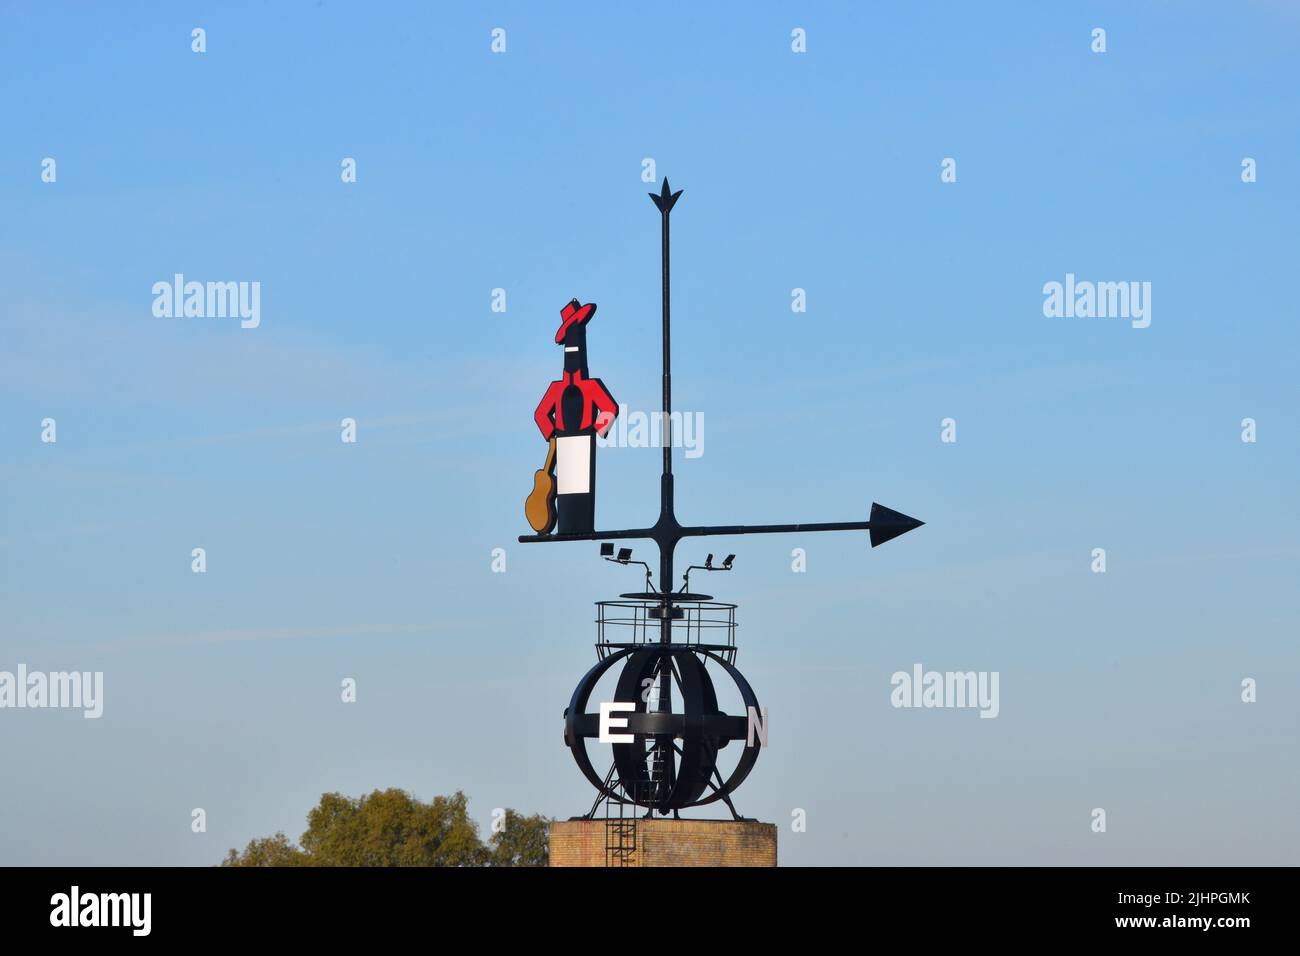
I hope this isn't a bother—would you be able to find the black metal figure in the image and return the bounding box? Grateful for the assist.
[530,300,619,535]
[520,179,924,819]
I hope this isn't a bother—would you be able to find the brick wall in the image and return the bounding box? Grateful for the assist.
[549,819,777,867]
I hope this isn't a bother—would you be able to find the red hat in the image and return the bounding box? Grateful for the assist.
[555,298,597,343]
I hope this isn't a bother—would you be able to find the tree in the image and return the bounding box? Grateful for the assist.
[221,789,550,867]
[487,810,550,867]
[221,832,308,867]
[301,788,485,867]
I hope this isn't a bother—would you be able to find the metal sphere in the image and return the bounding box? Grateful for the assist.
[564,645,762,813]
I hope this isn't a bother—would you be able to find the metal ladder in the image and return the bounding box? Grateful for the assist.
[603,681,670,866]
[642,677,667,813]
[604,789,637,866]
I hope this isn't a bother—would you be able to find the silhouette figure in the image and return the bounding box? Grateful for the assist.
[528,299,618,534]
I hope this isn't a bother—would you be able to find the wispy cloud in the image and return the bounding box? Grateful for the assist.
[75,621,458,654]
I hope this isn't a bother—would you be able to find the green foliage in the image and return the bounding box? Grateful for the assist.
[220,832,308,867]
[301,789,485,867]
[487,809,550,867]
[221,789,549,867]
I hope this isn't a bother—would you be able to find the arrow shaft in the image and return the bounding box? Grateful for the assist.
[680,520,874,537]
[517,518,875,546]
[518,528,652,544]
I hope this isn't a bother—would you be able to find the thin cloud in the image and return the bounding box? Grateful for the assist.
[77,621,456,654]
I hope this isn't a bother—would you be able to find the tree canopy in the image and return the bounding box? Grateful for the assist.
[222,789,549,867]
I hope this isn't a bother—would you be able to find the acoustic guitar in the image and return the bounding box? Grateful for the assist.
[524,437,558,533]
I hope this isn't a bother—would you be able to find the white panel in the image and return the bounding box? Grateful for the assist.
[555,435,592,494]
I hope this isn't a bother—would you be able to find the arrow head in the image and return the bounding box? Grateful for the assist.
[868,502,924,548]
[649,177,682,213]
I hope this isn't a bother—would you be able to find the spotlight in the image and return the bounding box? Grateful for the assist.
[617,548,633,563]
[723,554,735,569]
[705,554,713,569]
[600,542,614,557]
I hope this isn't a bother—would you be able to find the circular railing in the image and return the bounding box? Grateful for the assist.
[595,598,737,662]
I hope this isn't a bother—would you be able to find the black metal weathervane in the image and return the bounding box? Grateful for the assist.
[519,179,924,824]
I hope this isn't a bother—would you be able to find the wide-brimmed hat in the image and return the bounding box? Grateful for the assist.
[554,298,597,343]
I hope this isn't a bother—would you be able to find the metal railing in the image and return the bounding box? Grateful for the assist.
[595,599,737,663]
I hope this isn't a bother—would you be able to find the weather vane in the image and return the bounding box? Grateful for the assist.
[519,178,924,831]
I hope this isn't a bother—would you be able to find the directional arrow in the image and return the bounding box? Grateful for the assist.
[867,503,926,548]
[518,502,924,549]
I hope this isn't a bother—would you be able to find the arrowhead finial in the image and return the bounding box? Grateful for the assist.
[868,502,925,548]
[649,177,682,213]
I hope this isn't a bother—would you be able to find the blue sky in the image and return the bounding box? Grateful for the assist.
[1,1,1297,865]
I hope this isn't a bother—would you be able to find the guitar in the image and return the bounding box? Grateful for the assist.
[524,437,558,533]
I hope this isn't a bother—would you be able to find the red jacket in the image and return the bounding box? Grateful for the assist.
[534,371,618,440]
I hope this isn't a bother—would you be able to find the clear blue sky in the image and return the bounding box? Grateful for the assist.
[1,1,1297,865]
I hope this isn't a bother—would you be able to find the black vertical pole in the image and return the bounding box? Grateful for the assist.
[650,177,682,812]
[661,193,672,486]
[649,179,681,618]
[659,193,672,639]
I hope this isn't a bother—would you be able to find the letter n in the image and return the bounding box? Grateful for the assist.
[746,705,769,747]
